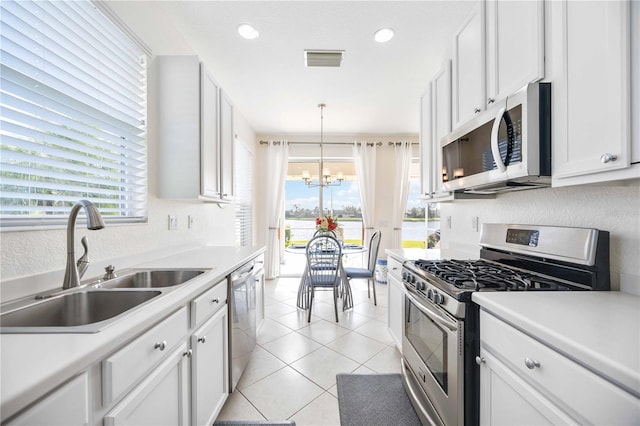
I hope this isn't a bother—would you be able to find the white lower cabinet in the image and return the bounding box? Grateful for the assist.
[6,373,90,426]
[191,306,228,426]
[104,343,190,426]
[479,310,640,425]
[387,256,404,352]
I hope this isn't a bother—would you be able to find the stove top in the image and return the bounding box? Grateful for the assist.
[412,259,577,291]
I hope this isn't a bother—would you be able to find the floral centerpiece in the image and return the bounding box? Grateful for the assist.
[316,215,344,241]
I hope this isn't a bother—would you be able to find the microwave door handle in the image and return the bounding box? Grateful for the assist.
[490,106,507,173]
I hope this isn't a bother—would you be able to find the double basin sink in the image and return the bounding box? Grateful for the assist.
[0,269,207,333]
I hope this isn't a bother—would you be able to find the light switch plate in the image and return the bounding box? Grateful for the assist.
[168,214,178,230]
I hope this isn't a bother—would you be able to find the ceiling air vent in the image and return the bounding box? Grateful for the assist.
[304,50,345,67]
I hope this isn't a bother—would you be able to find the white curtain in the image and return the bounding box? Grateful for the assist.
[353,142,377,245]
[391,142,413,248]
[264,140,289,279]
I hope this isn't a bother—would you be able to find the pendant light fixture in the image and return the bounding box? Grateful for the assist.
[302,104,344,187]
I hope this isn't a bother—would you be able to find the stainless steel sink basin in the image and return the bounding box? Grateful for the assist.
[0,290,160,331]
[94,269,205,289]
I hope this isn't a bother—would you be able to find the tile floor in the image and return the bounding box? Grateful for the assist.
[215,277,402,425]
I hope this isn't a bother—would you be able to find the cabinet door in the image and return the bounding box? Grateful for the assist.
[453,1,486,128]
[419,84,433,198]
[200,64,221,198]
[551,0,631,181]
[191,306,228,426]
[432,60,452,196]
[7,373,89,426]
[479,350,575,425]
[387,274,404,352]
[104,343,190,426]
[485,0,544,104]
[219,92,234,200]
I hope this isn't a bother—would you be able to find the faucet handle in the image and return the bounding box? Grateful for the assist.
[76,236,90,279]
[104,265,117,280]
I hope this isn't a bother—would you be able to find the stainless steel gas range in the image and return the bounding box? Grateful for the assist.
[400,223,610,426]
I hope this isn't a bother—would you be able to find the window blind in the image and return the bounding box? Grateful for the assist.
[0,0,148,226]
[235,143,253,246]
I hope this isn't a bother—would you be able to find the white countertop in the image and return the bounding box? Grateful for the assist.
[385,248,441,262]
[0,245,264,421]
[473,291,640,398]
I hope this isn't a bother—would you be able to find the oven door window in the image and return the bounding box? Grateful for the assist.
[405,297,448,393]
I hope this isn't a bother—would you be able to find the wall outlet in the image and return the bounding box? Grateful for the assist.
[471,216,479,232]
[168,214,178,230]
[187,215,194,229]
[446,216,452,229]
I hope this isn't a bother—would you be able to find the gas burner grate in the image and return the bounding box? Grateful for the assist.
[412,259,570,291]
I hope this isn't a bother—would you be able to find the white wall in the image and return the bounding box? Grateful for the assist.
[439,182,640,292]
[0,4,256,288]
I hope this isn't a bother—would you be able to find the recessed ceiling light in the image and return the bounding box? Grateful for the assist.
[374,28,394,43]
[237,24,259,40]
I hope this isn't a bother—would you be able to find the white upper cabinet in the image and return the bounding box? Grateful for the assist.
[219,92,235,201]
[453,0,544,129]
[419,84,433,198]
[550,0,637,186]
[431,61,453,197]
[485,0,545,105]
[200,66,221,199]
[452,1,486,128]
[157,55,234,203]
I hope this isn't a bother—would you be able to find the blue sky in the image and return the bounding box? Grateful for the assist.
[285,179,423,212]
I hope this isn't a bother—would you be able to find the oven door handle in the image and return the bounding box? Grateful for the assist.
[405,288,458,332]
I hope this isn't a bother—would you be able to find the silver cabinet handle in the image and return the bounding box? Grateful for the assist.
[154,340,167,351]
[183,349,192,358]
[487,98,495,104]
[211,298,220,304]
[198,336,206,344]
[600,153,618,163]
[475,356,485,365]
[524,357,540,369]
[474,107,481,114]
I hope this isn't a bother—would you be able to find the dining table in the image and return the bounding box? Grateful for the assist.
[286,243,367,310]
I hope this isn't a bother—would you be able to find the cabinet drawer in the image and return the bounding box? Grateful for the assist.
[480,311,640,424]
[191,279,227,327]
[387,257,403,281]
[103,307,188,405]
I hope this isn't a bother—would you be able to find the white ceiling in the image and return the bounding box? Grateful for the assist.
[109,1,476,136]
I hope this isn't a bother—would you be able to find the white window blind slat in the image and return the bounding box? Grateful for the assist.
[1,109,146,165]
[4,2,145,105]
[235,143,253,246]
[0,0,148,225]
[0,149,146,189]
[1,63,144,135]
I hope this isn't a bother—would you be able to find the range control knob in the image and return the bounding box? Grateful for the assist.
[432,291,444,305]
[427,288,433,299]
[402,271,408,281]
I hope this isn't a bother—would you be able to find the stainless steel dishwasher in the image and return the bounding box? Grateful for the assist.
[228,259,257,392]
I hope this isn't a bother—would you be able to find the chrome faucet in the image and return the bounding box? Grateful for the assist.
[62,200,105,290]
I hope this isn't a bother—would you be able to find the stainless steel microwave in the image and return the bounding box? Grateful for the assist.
[441,82,551,194]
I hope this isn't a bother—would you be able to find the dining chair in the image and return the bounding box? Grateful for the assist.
[343,230,382,305]
[304,235,342,322]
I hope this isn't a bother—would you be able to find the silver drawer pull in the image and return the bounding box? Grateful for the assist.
[198,336,206,344]
[183,349,192,358]
[154,340,167,351]
[475,356,485,365]
[211,298,220,304]
[524,357,540,369]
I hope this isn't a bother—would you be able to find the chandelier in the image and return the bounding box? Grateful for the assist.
[302,103,344,187]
